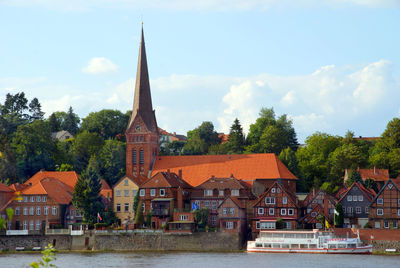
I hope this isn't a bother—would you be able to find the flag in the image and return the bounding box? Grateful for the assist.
[97,212,102,221]
[192,202,199,210]
[334,209,339,216]
[325,219,331,229]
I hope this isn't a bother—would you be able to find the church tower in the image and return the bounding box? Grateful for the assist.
[126,26,159,180]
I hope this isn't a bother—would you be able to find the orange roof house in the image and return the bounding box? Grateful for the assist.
[22,177,74,204]
[151,153,297,188]
[25,171,79,188]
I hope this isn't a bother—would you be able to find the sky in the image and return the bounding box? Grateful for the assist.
[0,0,399,143]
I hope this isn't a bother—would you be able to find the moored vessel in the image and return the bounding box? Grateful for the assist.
[247,229,372,254]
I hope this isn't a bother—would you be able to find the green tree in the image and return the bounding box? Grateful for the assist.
[245,108,299,155]
[0,92,29,135]
[48,113,61,132]
[0,134,17,183]
[183,122,220,155]
[134,200,144,228]
[11,120,57,181]
[279,147,304,191]
[71,131,104,174]
[345,169,362,187]
[194,208,209,229]
[28,97,45,121]
[296,132,341,191]
[275,217,285,229]
[96,139,126,186]
[133,190,140,216]
[72,161,104,226]
[81,109,129,140]
[63,106,80,135]
[226,118,245,154]
[145,211,153,228]
[56,164,74,171]
[334,203,344,227]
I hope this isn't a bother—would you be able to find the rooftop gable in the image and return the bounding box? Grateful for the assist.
[0,182,13,192]
[253,181,298,208]
[25,171,79,188]
[195,176,245,190]
[338,182,376,203]
[370,178,400,204]
[152,153,297,187]
[218,195,244,209]
[141,171,192,189]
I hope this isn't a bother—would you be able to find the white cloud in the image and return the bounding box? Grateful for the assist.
[1,0,398,12]
[82,57,118,75]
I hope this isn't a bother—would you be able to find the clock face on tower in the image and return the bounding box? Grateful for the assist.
[135,125,141,132]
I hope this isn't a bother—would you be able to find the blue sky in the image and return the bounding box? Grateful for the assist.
[1,0,399,142]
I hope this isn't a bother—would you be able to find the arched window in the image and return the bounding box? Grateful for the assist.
[132,149,137,165]
[140,149,144,164]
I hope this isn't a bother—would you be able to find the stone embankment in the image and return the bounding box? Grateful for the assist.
[0,232,242,252]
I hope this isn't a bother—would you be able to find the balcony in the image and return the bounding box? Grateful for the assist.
[152,208,170,216]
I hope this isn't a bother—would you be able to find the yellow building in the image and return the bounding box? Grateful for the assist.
[113,176,140,225]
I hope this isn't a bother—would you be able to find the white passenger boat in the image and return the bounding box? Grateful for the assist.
[247,229,372,254]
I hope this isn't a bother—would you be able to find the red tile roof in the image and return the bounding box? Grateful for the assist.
[141,171,192,189]
[0,182,13,192]
[22,177,74,205]
[338,182,376,203]
[195,176,245,190]
[25,171,79,188]
[152,153,297,187]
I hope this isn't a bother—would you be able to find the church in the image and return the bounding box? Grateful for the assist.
[116,26,299,232]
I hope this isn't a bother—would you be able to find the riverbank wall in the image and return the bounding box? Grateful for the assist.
[0,232,242,252]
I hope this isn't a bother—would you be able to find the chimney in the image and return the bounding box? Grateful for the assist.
[178,169,182,179]
[323,195,329,220]
[312,188,315,196]
[177,187,183,209]
[230,174,234,178]
[357,166,360,171]
[374,166,377,175]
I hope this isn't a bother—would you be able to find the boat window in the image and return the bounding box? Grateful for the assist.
[348,244,356,248]
[291,244,299,248]
[272,233,283,238]
[309,244,317,248]
[299,244,307,248]
[284,233,295,238]
[338,244,346,248]
[263,243,272,248]
[282,244,290,249]
[256,243,262,247]
[328,244,337,249]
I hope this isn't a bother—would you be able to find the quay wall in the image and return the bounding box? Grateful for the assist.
[0,232,242,251]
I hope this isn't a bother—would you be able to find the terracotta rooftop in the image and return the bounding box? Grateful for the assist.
[22,177,74,205]
[152,153,297,187]
[195,176,245,190]
[142,171,192,189]
[338,182,376,203]
[0,182,13,192]
[25,171,79,188]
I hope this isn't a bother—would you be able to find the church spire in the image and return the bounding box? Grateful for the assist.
[127,25,156,131]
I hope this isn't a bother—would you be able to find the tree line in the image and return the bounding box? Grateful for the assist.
[1,92,400,195]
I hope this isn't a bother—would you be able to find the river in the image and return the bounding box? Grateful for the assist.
[1,252,399,268]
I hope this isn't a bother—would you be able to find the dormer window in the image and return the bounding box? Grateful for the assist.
[219,190,224,196]
[204,190,213,196]
[231,189,239,196]
[124,179,129,186]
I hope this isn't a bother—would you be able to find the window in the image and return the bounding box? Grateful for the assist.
[269,208,275,215]
[140,189,145,196]
[36,196,41,202]
[393,221,398,228]
[35,220,40,230]
[124,179,129,186]
[29,220,34,230]
[288,209,294,216]
[365,207,369,214]
[226,221,234,229]
[142,203,145,213]
[230,208,235,214]
[375,221,381,228]
[271,188,276,193]
[150,189,156,196]
[260,221,276,229]
[347,196,352,201]
[219,190,224,196]
[329,208,334,214]
[30,196,35,202]
[159,189,166,196]
[23,196,28,202]
[311,212,317,217]
[180,215,188,221]
[29,207,34,215]
[377,198,383,205]
[195,200,201,209]
[256,222,261,229]
[258,208,264,215]
[384,221,390,229]
[70,209,74,218]
[377,208,384,216]
[132,190,137,197]
[52,206,57,215]
[23,220,27,230]
[353,195,357,202]
[204,190,213,196]
[355,207,361,214]
[124,190,129,197]
[277,188,280,193]
[204,201,210,208]
[286,222,292,229]
[347,207,353,213]
[211,216,217,226]
[15,207,20,215]
[231,190,239,196]
[223,208,227,215]
[388,183,393,189]
[44,206,48,215]
[139,149,144,164]
[265,197,275,205]
[398,209,400,216]
[358,195,363,202]
[124,203,129,212]
[116,203,121,212]
[212,201,217,210]
[42,196,47,202]
[75,210,82,217]
[281,209,287,216]
[398,199,400,205]
[116,190,121,197]
[36,206,41,215]
[132,150,137,165]
[282,197,288,205]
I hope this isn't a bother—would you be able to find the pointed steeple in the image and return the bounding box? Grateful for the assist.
[127,25,156,131]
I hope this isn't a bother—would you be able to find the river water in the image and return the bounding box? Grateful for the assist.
[1,252,399,268]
